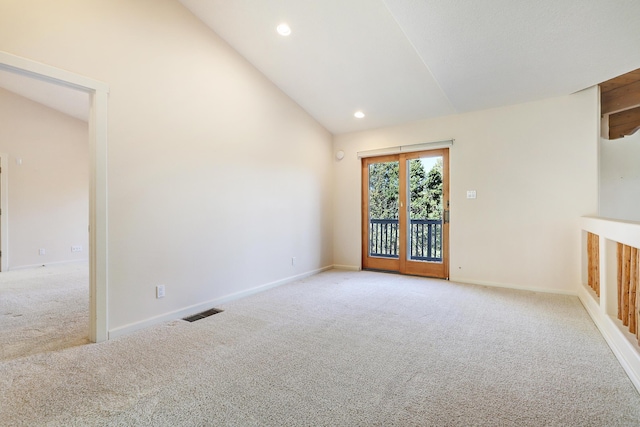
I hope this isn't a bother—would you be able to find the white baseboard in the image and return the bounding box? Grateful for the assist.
[108,265,333,339]
[9,259,89,271]
[332,264,361,271]
[578,285,640,394]
[450,277,578,296]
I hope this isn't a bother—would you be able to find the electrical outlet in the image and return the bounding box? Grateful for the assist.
[39,248,45,256]
[71,245,83,252]
[156,285,165,299]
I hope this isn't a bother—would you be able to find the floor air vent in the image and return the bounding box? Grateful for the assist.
[183,308,223,322]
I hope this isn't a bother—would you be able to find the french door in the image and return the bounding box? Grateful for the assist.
[361,149,449,279]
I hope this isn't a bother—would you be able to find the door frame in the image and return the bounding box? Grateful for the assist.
[0,153,7,273]
[362,148,450,279]
[0,51,109,343]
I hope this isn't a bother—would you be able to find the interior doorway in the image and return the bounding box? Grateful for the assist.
[0,80,90,359]
[0,51,108,342]
[361,148,449,279]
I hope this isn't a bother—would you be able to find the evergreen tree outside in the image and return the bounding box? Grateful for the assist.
[422,158,443,220]
[368,162,399,219]
[409,159,427,219]
[368,158,442,220]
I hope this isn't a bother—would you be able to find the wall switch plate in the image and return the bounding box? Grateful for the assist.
[291,257,296,267]
[156,285,165,299]
[39,248,45,256]
[466,190,477,199]
[71,245,83,252]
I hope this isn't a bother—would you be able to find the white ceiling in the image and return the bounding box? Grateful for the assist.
[1,1,639,133]
[179,0,640,134]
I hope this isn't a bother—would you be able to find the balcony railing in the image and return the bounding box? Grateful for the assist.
[369,219,400,258]
[369,218,442,262]
[410,219,443,261]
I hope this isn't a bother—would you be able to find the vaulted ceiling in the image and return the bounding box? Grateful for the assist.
[1,1,640,135]
[179,0,640,134]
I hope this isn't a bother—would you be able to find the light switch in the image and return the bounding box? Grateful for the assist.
[466,190,477,199]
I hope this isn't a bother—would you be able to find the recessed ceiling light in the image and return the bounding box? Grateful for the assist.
[277,23,291,36]
[354,111,365,119]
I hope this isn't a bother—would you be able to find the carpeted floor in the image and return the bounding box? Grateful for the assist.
[1,267,639,426]
[0,263,89,362]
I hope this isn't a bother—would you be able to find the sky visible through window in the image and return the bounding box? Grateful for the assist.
[420,156,438,172]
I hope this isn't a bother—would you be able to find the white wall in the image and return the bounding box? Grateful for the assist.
[600,132,640,221]
[0,0,333,334]
[0,88,88,270]
[334,88,599,294]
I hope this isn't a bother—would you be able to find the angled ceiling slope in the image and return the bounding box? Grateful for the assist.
[0,68,89,122]
[180,0,640,134]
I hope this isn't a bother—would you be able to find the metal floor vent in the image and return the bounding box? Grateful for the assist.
[183,308,223,322]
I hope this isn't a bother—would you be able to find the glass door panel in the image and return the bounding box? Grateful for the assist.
[368,161,399,258]
[362,156,400,271]
[407,156,443,263]
[400,149,449,278]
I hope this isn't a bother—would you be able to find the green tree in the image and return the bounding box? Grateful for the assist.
[408,158,442,220]
[368,158,443,220]
[425,158,443,219]
[368,161,399,219]
[409,159,428,219]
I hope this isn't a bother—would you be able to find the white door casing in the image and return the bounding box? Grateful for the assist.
[0,51,109,343]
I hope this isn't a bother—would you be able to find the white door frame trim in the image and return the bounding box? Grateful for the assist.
[0,51,109,342]
[0,152,7,273]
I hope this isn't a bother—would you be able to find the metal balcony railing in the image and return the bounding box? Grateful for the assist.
[369,219,442,262]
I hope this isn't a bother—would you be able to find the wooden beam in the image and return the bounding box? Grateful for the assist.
[592,235,597,295]
[610,106,640,126]
[608,106,640,139]
[600,69,640,93]
[623,245,631,326]
[587,233,596,291]
[618,243,624,320]
[609,125,640,140]
[589,233,600,295]
[602,80,640,115]
[637,249,640,344]
[630,248,638,334]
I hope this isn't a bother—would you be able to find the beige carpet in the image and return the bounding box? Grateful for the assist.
[1,268,640,426]
[0,263,89,361]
